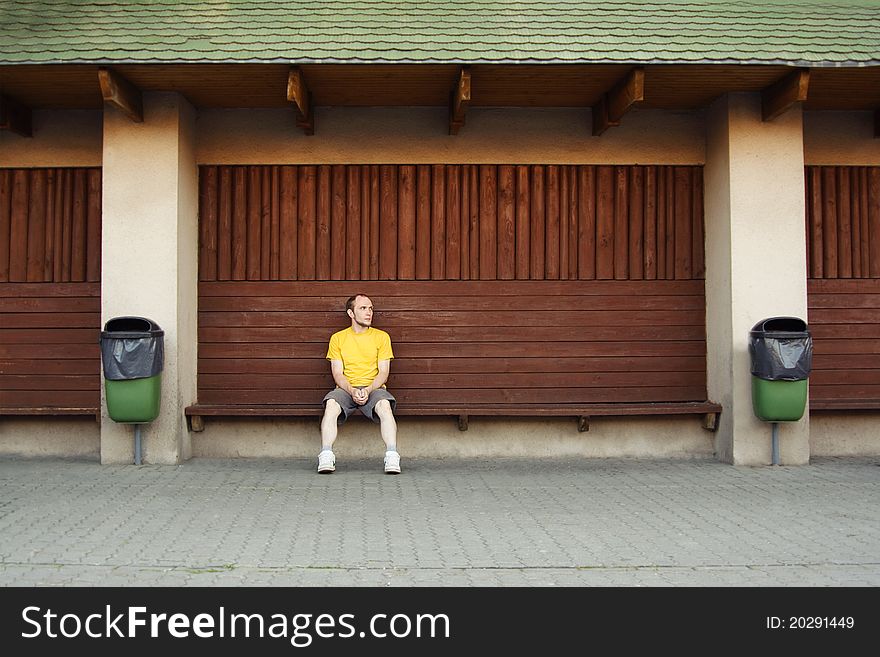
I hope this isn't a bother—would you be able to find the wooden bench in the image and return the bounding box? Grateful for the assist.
[0,407,100,420]
[185,401,722,433]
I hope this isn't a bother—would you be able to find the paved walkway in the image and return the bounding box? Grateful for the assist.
[0,455,878,587]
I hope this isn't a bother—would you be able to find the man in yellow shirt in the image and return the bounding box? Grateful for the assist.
[318,293,400,474]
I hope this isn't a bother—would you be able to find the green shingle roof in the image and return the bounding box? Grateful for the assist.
[1,1,879,66]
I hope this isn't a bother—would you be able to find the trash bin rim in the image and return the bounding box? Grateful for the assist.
[748,330,811,339]
[750,316,809,334]
[101,316,164,338]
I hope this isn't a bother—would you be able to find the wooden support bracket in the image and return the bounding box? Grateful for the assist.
[190,415,205,433]
[0,94,33,137]
[578,415,590,432]
[702,412,718,432]
[287,67,314,135]
[449,66,471,135]
[457,414,469,431]
[98,68,144,123]
[761,69,810,122]
[592,67,644,136]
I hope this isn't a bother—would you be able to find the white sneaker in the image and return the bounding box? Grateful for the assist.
[384,450,401,474]
[317,450,335,474]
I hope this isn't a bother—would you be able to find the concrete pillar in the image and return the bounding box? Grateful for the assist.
[100,93,198,464]
[704,93,810,465]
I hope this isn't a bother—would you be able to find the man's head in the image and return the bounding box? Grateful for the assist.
[346,293,373,329]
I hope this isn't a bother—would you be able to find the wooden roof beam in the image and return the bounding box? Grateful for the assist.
[592,67,645,136]
[449,66,471,135]
[762,69,810,122]
[875,109,879,138]
[287,67,314,135]
[0,94,33,137]
[98,68,143,123]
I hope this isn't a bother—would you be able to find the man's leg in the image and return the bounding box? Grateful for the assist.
[374,399,401,474]
[318,398,343,473]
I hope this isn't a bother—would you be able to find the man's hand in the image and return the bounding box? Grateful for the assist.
[352,387,369,405]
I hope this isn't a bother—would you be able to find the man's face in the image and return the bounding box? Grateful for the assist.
[348,296,373,328]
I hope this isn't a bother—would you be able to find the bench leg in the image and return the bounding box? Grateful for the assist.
[458,414,468,431]
[189,415,205,433]
[702,412,718,432]
[578,415,589,432]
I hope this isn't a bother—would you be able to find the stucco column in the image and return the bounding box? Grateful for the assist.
[704,93,810,465]
[100,92,198,464]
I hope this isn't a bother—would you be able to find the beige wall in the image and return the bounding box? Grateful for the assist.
[197,106,706,164]
[0,110,102,166]
[804,111,880,165]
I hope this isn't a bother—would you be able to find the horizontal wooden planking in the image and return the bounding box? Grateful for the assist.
[808,278,880,406]
[196,278,708,407]
[199,387,707,406]
[0,281,101,411]
[199,164,705,282]
[198,356,706,374]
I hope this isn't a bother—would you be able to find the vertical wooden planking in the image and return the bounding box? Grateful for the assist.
[629,165,644,280]
[231,167,247,280]
[0,169,10,281]
[850,167,862,278]
[361,165,372,278]
[869,167,880,278]
[807,166,823,279]
[60,168,73,282]
[530,165,545,279]
[345,165,361,280]
[674,166,693,279]
[217,167,233,280]
[568,166,578,279]
[446,165,461,279]
[9,169,29,281]
[279,165,298,280]
[26,169,46,282]
[52,169,65,282]
[497,165,515,280]
[545,165,560,279]
[260,167,271,280]
[86,168,101,283]
[270,166,280,279]
[515,165,530,279]
[379,165,398,280]
[692,167,705,279]
[460,165,471,279]
[468,165,480,278]
[665,167,676,280]
[655,167,667,280]
[821,166,839,278]
[297,165,316,280]
[613,166,628,280]
[595,165,615,280]
[245,166,261,280]
[837,167,852,278]
[398,164,416,280]
[559,165,570,280]
[70,168,86,282]
[644,166,658,280]
[316,165,332,280]
[415,165,431,280]
[369,165,380,279]
[860,167,870,278]
[577,165,596,280]
[330,164,347,280]
[199,167,217,281]
[42,169,55,282]
[479,165,497,280]
[431,165,446,279]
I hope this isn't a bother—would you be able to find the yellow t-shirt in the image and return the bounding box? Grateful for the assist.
[325,327,394,387]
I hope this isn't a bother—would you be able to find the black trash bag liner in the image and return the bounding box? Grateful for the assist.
[100,316,164,381]
[748,316,812,381]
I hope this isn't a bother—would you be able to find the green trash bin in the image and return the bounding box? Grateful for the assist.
[101,317,164,423]
[748,317,812,422]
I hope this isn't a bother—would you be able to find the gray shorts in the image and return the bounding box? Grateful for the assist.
[322,387,397,425]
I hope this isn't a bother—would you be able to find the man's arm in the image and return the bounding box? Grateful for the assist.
[330,360,355,396]
[363,359,391,395]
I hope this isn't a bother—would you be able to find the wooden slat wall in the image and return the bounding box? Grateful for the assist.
[199,165,705,282]
[0,167,102,413]
[0,168,102,283]
[806,165,880,406]
[197,280,707,407]
[0,282,101,411]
